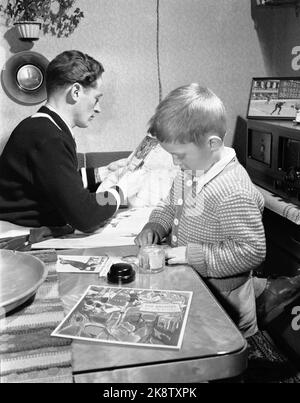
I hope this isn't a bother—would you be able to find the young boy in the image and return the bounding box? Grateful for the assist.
[135,83,266,338]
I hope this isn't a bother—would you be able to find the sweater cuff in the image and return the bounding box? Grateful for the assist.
[187,243,207,277]
[142,222,168,242]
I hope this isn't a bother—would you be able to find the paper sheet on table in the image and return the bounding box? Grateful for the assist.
[56,255,125,276]
[0,220,30,239]
[56,255,111,274]
[32,207,153,249]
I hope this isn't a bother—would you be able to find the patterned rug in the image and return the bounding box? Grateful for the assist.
[245,330,300,383]
[0,254,73,383]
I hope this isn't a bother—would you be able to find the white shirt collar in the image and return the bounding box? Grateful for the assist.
[45,104,75,139]
[195,147,236,194]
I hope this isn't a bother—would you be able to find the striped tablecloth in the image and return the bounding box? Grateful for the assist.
[0,256,73,383]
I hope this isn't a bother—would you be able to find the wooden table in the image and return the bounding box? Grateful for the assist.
[58,245,248,383]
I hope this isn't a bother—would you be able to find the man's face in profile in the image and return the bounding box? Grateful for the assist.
[74,77,103,128]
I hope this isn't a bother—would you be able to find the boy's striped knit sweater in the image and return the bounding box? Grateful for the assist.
[145,158,266,292]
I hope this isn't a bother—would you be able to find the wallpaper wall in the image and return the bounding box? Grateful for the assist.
[0,0,279,155]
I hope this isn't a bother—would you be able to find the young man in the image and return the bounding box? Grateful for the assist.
[0,50,129,233]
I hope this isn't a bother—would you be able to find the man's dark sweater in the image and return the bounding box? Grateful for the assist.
[0,106,118,232]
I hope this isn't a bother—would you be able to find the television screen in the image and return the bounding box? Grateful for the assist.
[248,129,272,166]
[247,77,300,120]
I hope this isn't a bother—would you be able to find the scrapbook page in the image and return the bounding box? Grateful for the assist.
[126,134,159,172]
[52,285,193,349]
[32,207,153,249]
[97,134,178,207]
[96,134,160,192]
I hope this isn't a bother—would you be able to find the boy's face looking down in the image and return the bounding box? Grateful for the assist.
[160,135,223,172]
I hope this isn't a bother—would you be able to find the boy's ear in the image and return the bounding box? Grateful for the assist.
[207,135,223,151]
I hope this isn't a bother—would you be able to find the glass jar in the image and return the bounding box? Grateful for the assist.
[138,245,165,273]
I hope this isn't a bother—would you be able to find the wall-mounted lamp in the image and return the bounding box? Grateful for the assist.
[1,51,49,105]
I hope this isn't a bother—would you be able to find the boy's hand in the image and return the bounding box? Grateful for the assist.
[134,228,160,246]
[165,246,188,265]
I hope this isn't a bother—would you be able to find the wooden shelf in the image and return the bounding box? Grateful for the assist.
[256,0,299,6]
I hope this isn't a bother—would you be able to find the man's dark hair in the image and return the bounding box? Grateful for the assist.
[46,50,104,95]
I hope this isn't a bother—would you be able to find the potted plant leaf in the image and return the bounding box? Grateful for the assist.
[0,0,84,40]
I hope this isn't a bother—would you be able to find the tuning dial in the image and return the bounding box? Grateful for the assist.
[284,166,300,195]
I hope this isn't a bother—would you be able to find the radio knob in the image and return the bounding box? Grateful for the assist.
[284,167,300,195]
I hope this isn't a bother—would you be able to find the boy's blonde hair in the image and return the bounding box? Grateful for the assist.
[148,83,226,145]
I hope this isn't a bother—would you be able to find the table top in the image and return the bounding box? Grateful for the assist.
[58,246,248,383]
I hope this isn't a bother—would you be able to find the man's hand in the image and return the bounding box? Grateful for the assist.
[98,158,129,190]
[106,158,128,172]
[134,228,160,246]
[165,246,187,265]
[117,170,146,201]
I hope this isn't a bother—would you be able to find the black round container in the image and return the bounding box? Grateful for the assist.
[107,262,135,284]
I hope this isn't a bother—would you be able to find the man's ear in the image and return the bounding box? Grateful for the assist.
[70,83,81,102]
[207,134,223,151]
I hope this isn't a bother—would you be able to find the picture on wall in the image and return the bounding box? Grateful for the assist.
[247,77,300,120]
